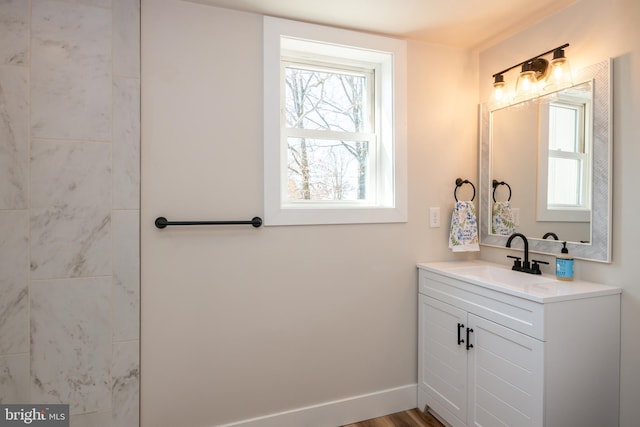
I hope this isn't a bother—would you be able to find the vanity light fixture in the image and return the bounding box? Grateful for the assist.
[492,43,571,103]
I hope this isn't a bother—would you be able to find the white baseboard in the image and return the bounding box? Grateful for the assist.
[217,384,418,427]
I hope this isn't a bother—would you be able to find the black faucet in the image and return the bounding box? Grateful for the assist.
[506,232,549,274]
[542,232,559,240]
[506,233,530,270]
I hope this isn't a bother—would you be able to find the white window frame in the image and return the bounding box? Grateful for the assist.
[263,16,407,226]
[537,97,592,222]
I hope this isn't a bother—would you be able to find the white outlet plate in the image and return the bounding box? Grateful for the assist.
[429,207,440,228]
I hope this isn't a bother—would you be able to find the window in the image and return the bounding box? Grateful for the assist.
[537,93,592,222]
[547,102,588,207]
[264,17,407,226]
[284,61,374,202]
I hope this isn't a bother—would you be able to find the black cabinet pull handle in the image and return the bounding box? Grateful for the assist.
[457,323,465,345]
[466,328,474,350]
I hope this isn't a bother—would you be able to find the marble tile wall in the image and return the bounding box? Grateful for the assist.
[31,0,112,141]
[30,278,112,413]
[0,0,28,66]
[0,1,140,426]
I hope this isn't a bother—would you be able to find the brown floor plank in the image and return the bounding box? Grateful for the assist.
[342,408,445,427]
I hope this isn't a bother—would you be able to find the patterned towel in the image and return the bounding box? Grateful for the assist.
[492,201,516,236]
[449,201,479,252]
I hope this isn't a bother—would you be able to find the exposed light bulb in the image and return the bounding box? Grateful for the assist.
[514,64,539,101]
[552,61,565,80]
[519,71,536,92]
[544,48,572,91]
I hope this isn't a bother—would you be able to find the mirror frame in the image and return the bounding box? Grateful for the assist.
[479,59,612,262]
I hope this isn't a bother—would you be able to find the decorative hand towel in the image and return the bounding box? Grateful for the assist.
[449,201,479,252]
[492,201,516,236]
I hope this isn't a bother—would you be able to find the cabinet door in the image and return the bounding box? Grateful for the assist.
[419,295,468,425]
[467,314,543,427]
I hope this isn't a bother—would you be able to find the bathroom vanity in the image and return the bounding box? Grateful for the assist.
[417,260,621,427]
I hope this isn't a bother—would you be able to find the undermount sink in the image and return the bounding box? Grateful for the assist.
[450,264,556,287]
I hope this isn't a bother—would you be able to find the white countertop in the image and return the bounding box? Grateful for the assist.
[417,260,621,303]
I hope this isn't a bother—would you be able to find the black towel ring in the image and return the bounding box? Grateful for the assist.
[492,180,512,202]
[454,178,476,202]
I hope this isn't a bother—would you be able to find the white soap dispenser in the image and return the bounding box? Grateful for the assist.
[555,241,574,281]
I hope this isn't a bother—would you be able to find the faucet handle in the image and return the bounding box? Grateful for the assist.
[531,259,549,275]
[506,255,522,271]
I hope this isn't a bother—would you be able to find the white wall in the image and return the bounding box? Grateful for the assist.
[478,0,640,425]
[140,1,478,425]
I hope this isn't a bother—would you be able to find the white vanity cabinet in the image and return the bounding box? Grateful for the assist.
[417,261,621,427]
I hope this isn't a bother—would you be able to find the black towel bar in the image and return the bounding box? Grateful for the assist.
[155,216,263,229]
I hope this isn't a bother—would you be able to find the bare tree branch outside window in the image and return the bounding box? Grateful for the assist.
[284,65,372,201]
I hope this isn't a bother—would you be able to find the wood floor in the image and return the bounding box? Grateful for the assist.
[342,408,445,427]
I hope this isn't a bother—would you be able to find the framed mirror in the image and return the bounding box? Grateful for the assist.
[479,59,612,262]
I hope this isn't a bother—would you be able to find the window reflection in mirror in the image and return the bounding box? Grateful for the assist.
[537,83,592,230]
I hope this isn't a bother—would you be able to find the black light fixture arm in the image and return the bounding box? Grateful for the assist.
[492,43,569,78]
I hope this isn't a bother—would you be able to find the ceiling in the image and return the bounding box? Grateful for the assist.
[187,0,576,50]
